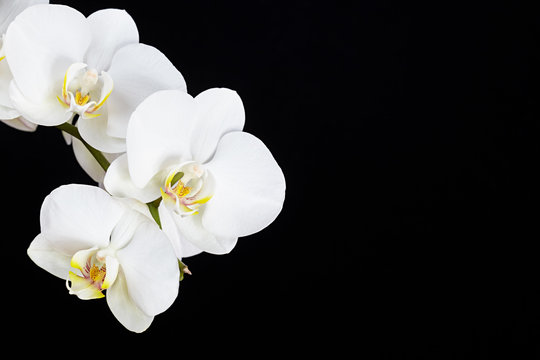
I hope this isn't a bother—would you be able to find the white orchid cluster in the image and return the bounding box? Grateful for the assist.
[0,1,285,332]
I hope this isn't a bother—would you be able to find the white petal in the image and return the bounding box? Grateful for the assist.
[27,233,73,280]
[40,184,125,255]
[5,4,89,103]
[203,132,286,238]
[0,0,49,34]
[158,202,203,259]
[0,48,15,112]
[9,80,72,126]
[72,137,119,184]
[67,271,104,300]
[0,105,19,120]
[60,116,74,145]
[104,153,163,203]
[191,88,245,163]
[117,197,153,221]
[70,247,98,273]
[115,214,179,316]
[77,113,126,153]
[1,117,37,132]
[72,136,103,183]
[102,255,119,290]
[63,62,87,95]
[106,43,187,139]
[126,90,195,188]
[109,209,145,250]
[86,70,113,114]
[84,9,138,71]
[159,202,237,255]
[106,269,153,333]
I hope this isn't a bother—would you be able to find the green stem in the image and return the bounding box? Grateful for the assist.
[56,121,110,172]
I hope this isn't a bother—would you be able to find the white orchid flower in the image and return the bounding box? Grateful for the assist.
[4,4,186,153]
[27,184,180,333]
[0,0,48,132]
[104,89,286,256]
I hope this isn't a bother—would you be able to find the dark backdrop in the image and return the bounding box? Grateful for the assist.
[3,0,540,358]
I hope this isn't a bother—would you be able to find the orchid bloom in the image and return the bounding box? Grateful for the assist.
[27,184,180,333]
[104,89,286,256]
[0,0,48,132]
[4,4,186,153]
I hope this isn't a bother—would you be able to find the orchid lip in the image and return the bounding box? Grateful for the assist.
[160,162,213,216]
[66,246,119,300]
[57,62,113,119]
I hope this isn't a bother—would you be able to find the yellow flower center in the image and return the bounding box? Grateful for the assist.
[57,63,113,119]
[89,264,107,284]
[160,163,213,216]
[66,248,118,300]
[75,90,91,106]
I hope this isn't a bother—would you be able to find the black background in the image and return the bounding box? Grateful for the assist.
[3,0,540,358]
